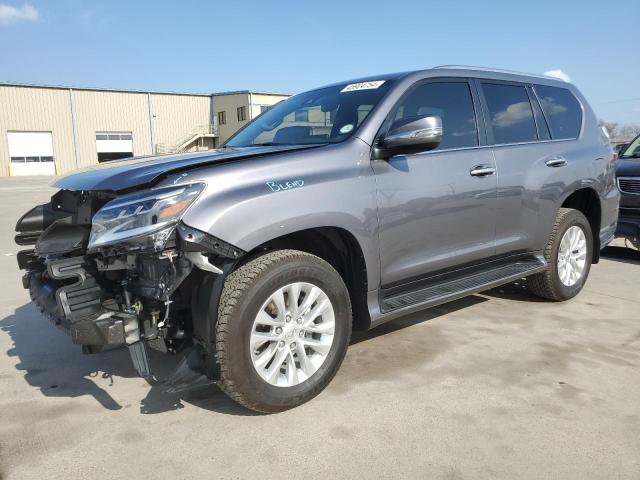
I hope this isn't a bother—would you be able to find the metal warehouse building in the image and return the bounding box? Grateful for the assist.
[0,83,288,177]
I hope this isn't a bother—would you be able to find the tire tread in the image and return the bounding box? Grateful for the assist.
[215,249,351,413]
[528,208,590,301]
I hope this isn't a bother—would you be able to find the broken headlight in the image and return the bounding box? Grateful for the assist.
[88,183,205,250]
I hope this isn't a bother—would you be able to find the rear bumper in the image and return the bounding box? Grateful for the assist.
[26,256,138,347]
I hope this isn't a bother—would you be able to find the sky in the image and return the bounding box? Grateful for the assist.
[0,0,638,124]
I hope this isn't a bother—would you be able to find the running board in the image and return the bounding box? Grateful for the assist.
[380,257,547,313]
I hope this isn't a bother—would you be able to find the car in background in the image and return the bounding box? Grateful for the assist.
[615,134,640,249]
[614,143,629,156]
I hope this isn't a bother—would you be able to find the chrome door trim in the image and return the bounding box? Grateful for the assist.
[545,156,568,167]
[469,165,496,177]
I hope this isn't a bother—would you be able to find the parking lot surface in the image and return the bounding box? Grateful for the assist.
[0,177,639,480]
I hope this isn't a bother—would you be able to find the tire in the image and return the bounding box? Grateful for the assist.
[216,249,352,413]
[528,208,593,301]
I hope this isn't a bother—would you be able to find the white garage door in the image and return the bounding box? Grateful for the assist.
[96,132,133,162]
[8,131,56,176]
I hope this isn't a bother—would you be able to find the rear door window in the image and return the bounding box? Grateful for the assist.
[533,85,582,139]
[481,83,538,144]
[392,81,478,150]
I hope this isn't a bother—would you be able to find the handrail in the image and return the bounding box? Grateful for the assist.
[174,124,217,147]
[156,124,218,155]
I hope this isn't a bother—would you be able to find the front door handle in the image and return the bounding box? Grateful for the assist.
[469,164,496,177]
[545,156,567,168]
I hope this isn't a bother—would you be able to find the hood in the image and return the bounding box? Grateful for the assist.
[53,145,320,192]
[616,158,640,177]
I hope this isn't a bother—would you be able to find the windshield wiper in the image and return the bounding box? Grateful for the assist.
[235,142,327,148]
[247,142,291,146]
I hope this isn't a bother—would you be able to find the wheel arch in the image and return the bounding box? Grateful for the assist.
[560,187,602,263]
[238,226,372,331]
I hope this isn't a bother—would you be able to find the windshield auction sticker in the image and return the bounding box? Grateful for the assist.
[340,80,385,92]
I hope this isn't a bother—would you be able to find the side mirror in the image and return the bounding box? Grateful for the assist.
[374,115,442,159]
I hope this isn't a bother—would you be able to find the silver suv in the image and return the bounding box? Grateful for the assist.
[15,66,619,412]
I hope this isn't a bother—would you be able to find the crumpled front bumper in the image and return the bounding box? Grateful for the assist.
[26,255,139,348]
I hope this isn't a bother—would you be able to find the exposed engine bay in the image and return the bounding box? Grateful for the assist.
[15,186,244,378]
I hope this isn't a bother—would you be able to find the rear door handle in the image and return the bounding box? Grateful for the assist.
[545,156,567,168]
[469,164,496,177]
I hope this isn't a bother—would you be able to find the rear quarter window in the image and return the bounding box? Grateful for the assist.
[533,85,582,140]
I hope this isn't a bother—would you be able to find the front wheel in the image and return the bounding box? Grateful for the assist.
[215,250,352,413]
[528,208,593,301]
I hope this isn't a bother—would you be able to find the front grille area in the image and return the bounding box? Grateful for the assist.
[619,207,640,219]
[618,177,640,195]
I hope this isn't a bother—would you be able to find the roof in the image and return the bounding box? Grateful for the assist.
[0,81,289,98]
[432,65,568,82]
[317,65,570,92]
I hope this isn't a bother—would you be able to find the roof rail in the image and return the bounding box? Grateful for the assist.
[432,65,562,81]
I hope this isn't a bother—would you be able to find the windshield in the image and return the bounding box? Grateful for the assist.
[620,135,640,159]
[225,80,395,148]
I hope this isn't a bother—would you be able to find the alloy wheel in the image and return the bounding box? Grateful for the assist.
[249,282,335,387]
[557,225,587,287]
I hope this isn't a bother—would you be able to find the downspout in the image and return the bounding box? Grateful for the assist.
[69,88,80,170]
[209,94,215,128]
[147,92,156,155]
[248,92,254,121]
[210,94,217,147]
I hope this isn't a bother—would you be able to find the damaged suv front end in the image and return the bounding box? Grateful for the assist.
[15,181,242,377]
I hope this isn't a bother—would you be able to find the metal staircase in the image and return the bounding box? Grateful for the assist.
[156,124,218,155]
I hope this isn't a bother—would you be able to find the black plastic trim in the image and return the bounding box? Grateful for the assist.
[381,252,539,296]
[380,255,547,313]
[177,223,245,259]
[17,249,39,271]
[26,256,132,347]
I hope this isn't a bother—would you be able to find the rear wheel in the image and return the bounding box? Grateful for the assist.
[216,250,352,413]
[528,208,593,301]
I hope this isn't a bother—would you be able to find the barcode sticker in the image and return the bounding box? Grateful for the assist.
[340,81,385,93]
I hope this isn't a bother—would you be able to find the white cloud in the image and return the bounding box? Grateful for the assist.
[0,4,38,26]
[492,101,534,128]
[543,69,571,82]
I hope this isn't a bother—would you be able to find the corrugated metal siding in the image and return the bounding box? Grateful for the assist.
[73,90,152,168]
[0,85,76,175]
[1,85,286,176]
[151,94,212,149]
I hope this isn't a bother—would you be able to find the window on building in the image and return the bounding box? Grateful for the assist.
[11,156,54,162]
[357,105,374,126]
[95,131,133,163]
[294,110,309,122]
[481,83,538,144]
[218,111,226,125]
[534,85,582,140]
[392,81,478,150]
[237,106,247,122]
[260,105,272,114]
